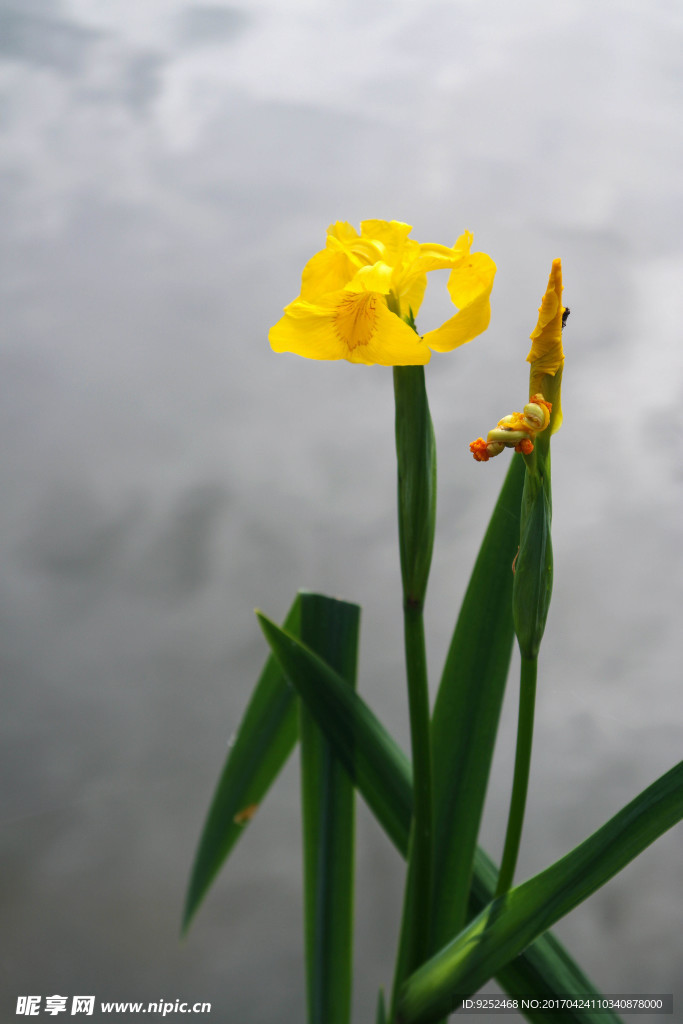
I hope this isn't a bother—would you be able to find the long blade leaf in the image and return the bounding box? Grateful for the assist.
[398,761,683,1024]
[256,611,413,852]
[256,613,624,1024]
[182,595,301,932]
[431,454,525,944]
[299,593,360,1024]
[470,845,623,1023]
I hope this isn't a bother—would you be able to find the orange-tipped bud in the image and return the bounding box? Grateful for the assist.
[470,391,552,464]
[469,438,491,462]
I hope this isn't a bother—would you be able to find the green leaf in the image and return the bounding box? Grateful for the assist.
[256,610,413,853]
[470,846,624,1024]
[375,988,387,1024]
[299,593,360,1024]
[397,761,683,1024]
[256,613,625,1024]
[431,454,525,945]
[182,595,301,933]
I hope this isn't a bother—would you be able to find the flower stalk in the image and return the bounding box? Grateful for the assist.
[391,363,436,984]
[469,259,565,897]
[495,653,537,897]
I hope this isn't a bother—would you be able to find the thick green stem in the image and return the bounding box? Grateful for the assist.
[389,602,434,1023]
[402,601,434,966]
[495,654,538,897]
[390,364,437,1015]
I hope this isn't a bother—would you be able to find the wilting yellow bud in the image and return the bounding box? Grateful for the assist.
[469,394,552,462]
[523,398,551,431]
[527,259,565,432]
[487,427,529,444]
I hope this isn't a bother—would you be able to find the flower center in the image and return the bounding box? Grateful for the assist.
[334,292,379,351]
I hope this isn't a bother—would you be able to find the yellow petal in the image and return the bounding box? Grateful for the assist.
[300,246,358,300]
[350,262,394,295]
[328,220,384,268]
[269,291,430,366]
[527,258,564,431]
[359,219,413,260]
[395,243,455,317]
[270,300,341,360]
[415,232,474,276]
[397,273,427,320]
[356,221,428,316]
[447,250,497,308]
[416,240,469,273]
[395,234,478,319]
[299,222,382,302]
[328,221,361,245]
[422,250,496,353]
[354,300,431,365]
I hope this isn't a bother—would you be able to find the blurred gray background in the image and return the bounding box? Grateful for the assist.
[2,0,682,1021]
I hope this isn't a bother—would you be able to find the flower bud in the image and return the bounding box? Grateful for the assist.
[487,427,528,444]
[522,403,546,431]
[513,474,553,659]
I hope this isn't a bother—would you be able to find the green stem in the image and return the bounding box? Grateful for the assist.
[402,600,434,967]
[389,602,434,1023]
[389,364,437,1017]
[495,654,537,897]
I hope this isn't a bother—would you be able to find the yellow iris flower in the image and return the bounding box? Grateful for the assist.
[469,258,566,461]
[269,220,496,366]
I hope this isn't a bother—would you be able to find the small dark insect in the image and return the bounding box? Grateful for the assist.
[562,306,571,329]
